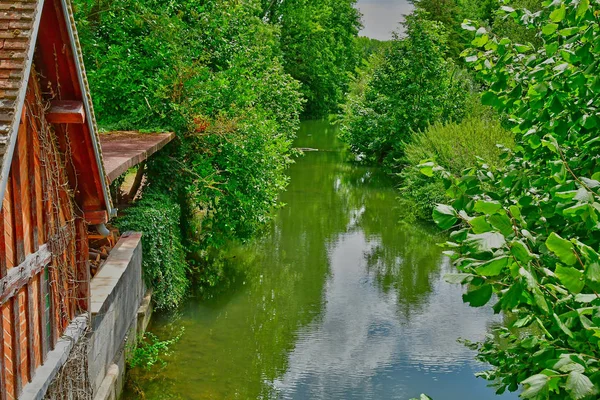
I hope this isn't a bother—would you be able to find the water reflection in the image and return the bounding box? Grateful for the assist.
[124,120,516,400]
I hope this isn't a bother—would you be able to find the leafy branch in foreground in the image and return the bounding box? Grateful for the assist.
[427,1,600,399]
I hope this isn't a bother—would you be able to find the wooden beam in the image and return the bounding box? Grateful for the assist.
[75,218,90,312]
[83,210,109,225]
[11,133,25,265]
[11,298,21,396]
[26,283,35,382]
[38,268,48,360]
[45,101,85,124]
[0,245,51,306]
[0,305,6,400]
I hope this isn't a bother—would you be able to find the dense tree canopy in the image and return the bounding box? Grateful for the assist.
[263,0,362,117]
[339,12,469,167]
[73,0,305,304]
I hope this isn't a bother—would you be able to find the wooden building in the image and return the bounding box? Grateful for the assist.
[0,0,113,398]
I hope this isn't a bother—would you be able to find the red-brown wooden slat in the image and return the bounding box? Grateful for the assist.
[26,283,35,381]
[18,119,32,257]
[48,267,57,349]
[75,218,89,312]
[38,267,49,360]
[0,303,6,400]
[0,211,5,279]
[26,108,39,252]
[45,100,85,124]
[4,177,15,270]
[10,146,24,265]
[11,297,21,396]
[33,132,44,247]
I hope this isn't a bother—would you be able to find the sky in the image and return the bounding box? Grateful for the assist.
[355,0,414,40]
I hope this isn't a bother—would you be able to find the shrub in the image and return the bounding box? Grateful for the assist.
[400,102,514,221]
[116,192,189,310]
[405,104,513,175]
[127,330,183,371]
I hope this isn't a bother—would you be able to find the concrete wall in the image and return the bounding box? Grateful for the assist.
[88,232,144,400]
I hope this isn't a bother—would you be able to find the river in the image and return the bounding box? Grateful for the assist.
[124,120,518,400]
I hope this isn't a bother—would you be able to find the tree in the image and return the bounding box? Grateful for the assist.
[339,11,469,168]
[265,0,362,117]
[429,1,600,398]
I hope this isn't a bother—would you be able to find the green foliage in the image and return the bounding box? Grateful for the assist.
[263,0,361,117]
[127,330,183,371]
[405,102,513,175]
[492,0,544,45]
[399,100,513,221]
[74,0,305,294]
[116,192,189,310]
[339,12,470,168]
[410,0,499,59]
[355,36,389,62]
[412,0,543,61]
[432,1,600,398]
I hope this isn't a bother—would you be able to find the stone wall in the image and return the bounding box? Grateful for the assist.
[87,232,145,400]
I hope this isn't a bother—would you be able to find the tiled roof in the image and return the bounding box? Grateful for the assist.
[0,0,40,160]
[0,0,114,216]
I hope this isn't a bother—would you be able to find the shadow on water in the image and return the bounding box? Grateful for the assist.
[124,120,518,400]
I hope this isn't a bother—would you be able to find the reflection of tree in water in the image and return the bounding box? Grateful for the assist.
[333,159,447,317]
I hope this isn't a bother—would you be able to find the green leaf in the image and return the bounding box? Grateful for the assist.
[489,213,514,236]
[550,4,566,23]
[511,240,533,263]
[546,232,577,265]
[433,204,458,230]
[553,313,574,338]
[542,23,559,35]
[560,27,580,37]
[521,374,549,399]
[470,216,493,234]
[500,280,523,309]
[418,161,435,177]
[577,0,590,18]
[481,91,497,106]
[444,273,472,284]
[466,232,506,252]
[474,200,502,215]
[555,265,585,293]
[585,262,600,282]
[476,256,510,277]
[574,293,598,303]
[566,371,594,400]
[463,284,493,307]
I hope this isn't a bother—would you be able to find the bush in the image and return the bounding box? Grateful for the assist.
[116,192,189,310]
[405,104,513,175]
[400,102,514,220]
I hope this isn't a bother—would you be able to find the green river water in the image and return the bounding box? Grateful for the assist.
[124,120,518,400]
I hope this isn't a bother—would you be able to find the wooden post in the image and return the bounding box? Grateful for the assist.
[28,112,39,252]
[11,147,25,265]
[75,218,90,312]
[39,267,49,358]
[26,283,35,381]
[0,305,6,400]
[11,298,21,396]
